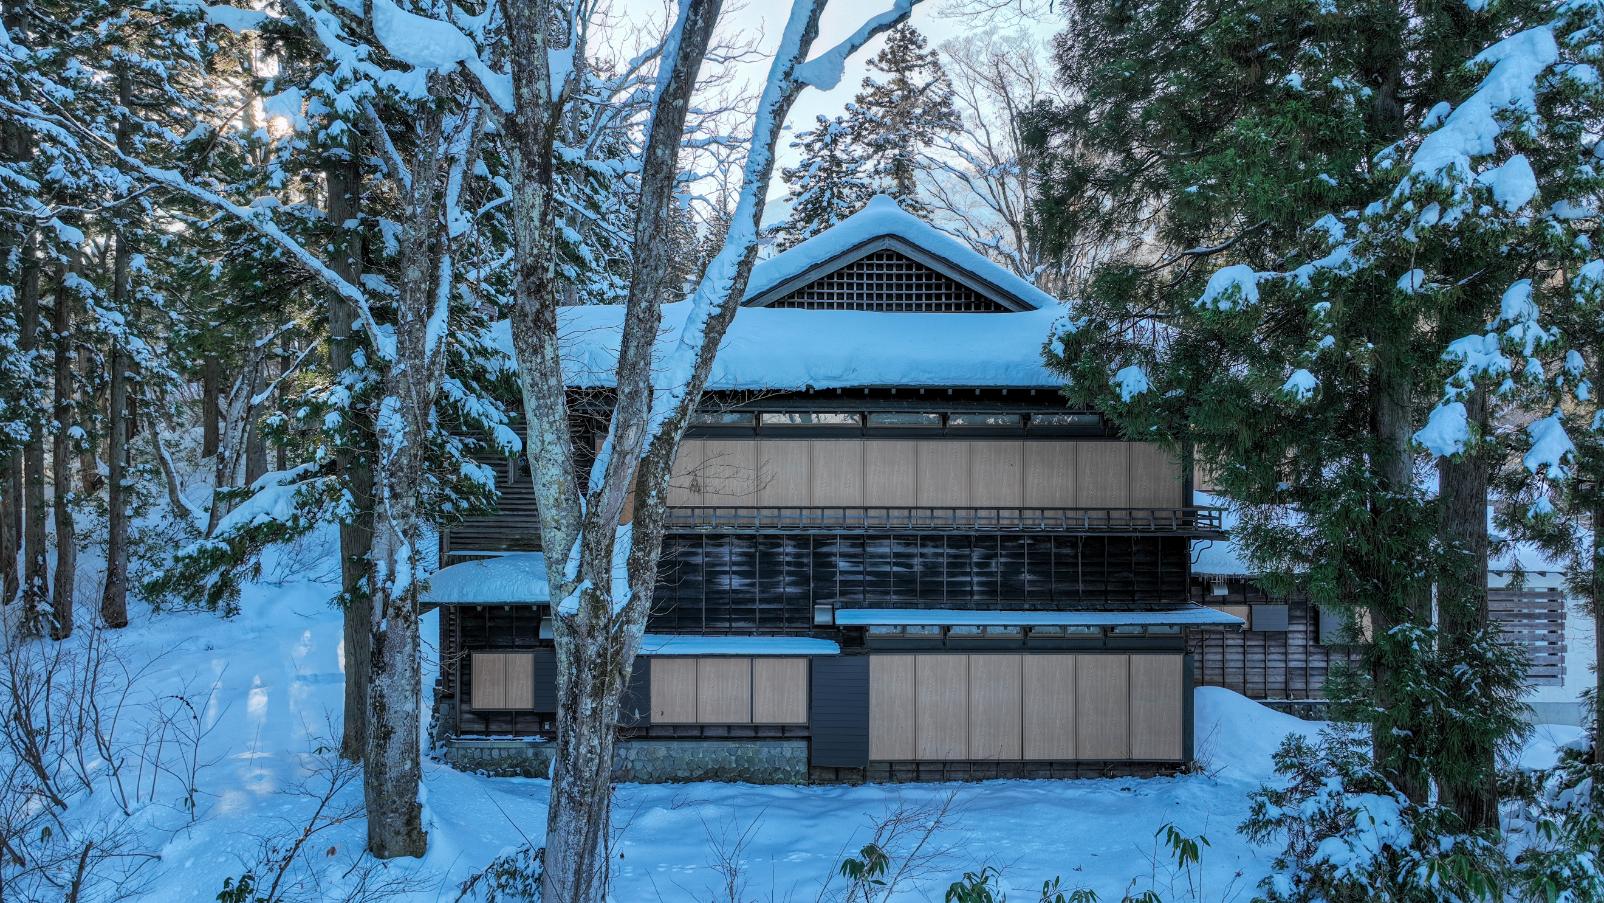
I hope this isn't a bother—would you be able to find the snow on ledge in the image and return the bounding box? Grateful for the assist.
[487,303,1063,390]
[833,606,1245,628]
[639,635,841,656]
[422,553,550,605]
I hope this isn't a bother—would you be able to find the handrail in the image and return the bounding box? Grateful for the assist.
[662,506,1226,534]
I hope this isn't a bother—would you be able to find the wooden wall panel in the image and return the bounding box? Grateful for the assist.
[869,655,916,760]
[970,442,1024,507]
[1076,655,1130,759]
[917,443,971,506]
[1129,654,1184,760]
[696,658,753,723]
[752,658,809,724]
[650,658,698,723]
[470,652,507,710]
[968,654,1023,760]
[864,441,918,506]
[1076,443,1129,508]
[699,440,757,504]
[1024,442,1077,507]
[915,654,969,759]
[811,441,865,505]
[1128,444,1183,508]
[668,439,705,506]
[1023,655,1077,760]
[757,440,811,505]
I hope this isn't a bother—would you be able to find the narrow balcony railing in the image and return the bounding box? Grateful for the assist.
[663,506,1226,535]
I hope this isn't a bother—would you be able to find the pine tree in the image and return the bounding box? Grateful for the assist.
[774,114,873,249]
[849,24,959,215]
[1031,0,1575,849]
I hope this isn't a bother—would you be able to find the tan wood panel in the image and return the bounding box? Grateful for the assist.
[1129,654,1184,760]
[756,440,812,505]
[504,653,535,709]
[869,655,916,760]
[667,439,705,506]
[811,441,865,506]
[650,658,698,723]
[699,440,758,504]
[1076,442,1129,508]
[696,657,753,723]
[916,443,971,506]
[970,441,1025,507]
[864,441,918,506]
[968,654,1023,760]
[1128,443,1183,508]
[470,652,506,710]
[1208,604,1251,625]
[915,654,969,759]
[1024,442,1077,507]
[752,658,809,724]
[1023,654,1077,760]
[1076,654,1131,760]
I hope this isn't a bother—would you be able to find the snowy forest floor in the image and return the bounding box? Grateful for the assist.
[48,529,1585,903]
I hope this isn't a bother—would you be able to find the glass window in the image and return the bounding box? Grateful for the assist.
[760,412,863,427]
[690,411,754,427]
[1030,412,1103,429]
[948,413,1022,428]
[867,412,943,427]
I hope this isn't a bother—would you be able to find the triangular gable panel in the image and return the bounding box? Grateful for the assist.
[744,236,1027,313]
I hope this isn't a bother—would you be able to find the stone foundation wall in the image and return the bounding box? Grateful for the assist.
[442,738,809,784]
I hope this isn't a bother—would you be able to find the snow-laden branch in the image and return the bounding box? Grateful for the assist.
[645,0,923,436]
[794,0,915,89]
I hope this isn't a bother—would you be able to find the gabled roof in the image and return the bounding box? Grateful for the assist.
[744,195,1057,312]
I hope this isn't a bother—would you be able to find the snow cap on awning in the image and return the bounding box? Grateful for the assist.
[638,635,841,656]
[833,606,1244,628]
[421,553,550,606]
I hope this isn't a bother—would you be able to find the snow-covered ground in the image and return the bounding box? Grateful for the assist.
[38,533,1583,902]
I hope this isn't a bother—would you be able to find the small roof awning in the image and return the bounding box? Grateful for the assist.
[833,606,1244,629]
[638,635,841,656]
[421,553,550,606]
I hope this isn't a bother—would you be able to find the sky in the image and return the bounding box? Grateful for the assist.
[615,0,1063,179]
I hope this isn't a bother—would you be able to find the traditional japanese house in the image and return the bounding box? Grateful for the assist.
[1187,484,1597,724]
[425,196,1247,782]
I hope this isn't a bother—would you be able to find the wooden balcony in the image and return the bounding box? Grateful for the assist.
[662,506,1226,537]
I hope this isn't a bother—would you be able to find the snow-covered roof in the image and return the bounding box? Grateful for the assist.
[421,553,549,605]
[833,606,1244,628]
[639,635,841,656]
[744,195,1059,312]
[488,303,1063,390]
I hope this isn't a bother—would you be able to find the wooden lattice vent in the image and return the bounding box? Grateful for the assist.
[768,250,1011,312]
[1490,586,1567,687]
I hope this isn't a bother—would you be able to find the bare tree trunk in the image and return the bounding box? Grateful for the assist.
[363,483,428,859]
[1436,382,1497,831]
[275,337,290,473]
[1592,352,1603,767]
[1371,344,1431,806]
[360,99,457,860]
[201,355,220,459]
[325,151,374,764]
[507,2,915,897]
[0,458,17,605]
[242,400,264,487]
[18,227,50,638]
[101,66,134,630]
[50,260,77,640]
